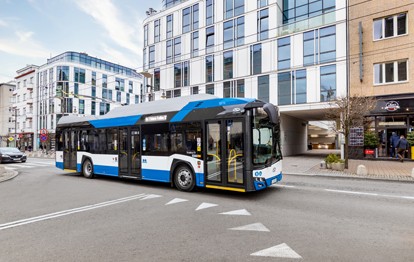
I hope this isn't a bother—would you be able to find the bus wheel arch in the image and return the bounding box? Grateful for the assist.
[82,157,94,179]
[172,161,196,192]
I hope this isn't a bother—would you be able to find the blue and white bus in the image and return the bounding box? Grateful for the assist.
[56,94,282,192]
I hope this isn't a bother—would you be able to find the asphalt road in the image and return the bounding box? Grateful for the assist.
[0,159,414,262]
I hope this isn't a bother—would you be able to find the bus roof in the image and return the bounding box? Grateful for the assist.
[57,94,258,128]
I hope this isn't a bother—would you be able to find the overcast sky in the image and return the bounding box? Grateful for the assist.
[0,0,162,83]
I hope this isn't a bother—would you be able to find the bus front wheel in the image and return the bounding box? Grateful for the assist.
[82,159,94,179]
[174,165,195,192]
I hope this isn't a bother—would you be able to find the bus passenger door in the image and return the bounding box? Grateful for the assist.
[119,127,141,178]
[206,120,244,189]
[63,129,77,170]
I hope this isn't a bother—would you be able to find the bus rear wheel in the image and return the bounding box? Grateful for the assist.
[82,159,94,179]
[174,165,195,192]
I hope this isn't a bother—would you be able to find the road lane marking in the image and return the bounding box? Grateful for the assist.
[278,183,414,201]
[251,243,302,259]
[0,194,150,231]
[165,198,188,205]
[229,223,270,232]
[220,209,251,216]
[324,189,379,196]
[195,202,218,211]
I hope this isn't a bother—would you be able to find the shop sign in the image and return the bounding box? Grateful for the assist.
[384,101,400,112]
[364,149,374,155]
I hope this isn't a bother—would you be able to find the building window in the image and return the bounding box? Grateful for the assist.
[278,70,307,105]
[225,0,244,19]
[74,83,79,95]
[167,40,173,64]
[223,79,244,98]
[154,68,160,91]
[258,75,269,103]
[117,91,121,102]
[206,26,215,54]
[102,74,107,88]
[257,8,268,41]
[283,0,335,24]
[91,101,96,115]
[154,19,160,43]
[144,24,148,46]
[191,31,199,57]
[79,99,85,114]
[191,86,199,95]
[167,14,173,39]
[258,0,268,8]
[250,43,262,75]
[135,95,139,104]
[206,84,215,94]
[129,81,133,93]
[183,7,191,33]
[223,51,233,80]
[115,78,125,91]
[174,37,181,62]
[206,55,214,83]
[278,37,290,70]
[320,64,336,102]
[174,61,189,88]
[126,93,130,105]
[193,4,199,30]
[149,45,155,68]
[206,0,214,25]
[373,13,407,40]
[374,60,408,85]
[57,66,69,81]
[304,25,336,66]
[92,72,96,86]
[74,67,85,83]
[223,16,244,49]
[143,48,147,70]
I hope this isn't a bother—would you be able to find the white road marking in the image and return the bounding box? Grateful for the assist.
[4,167,16,170]
[140,194,162,200]
[0,194,150,231]
[278,183,414,201]
[229,222,270,232]
[220,209,251,216]
[324,189,379,196]
[251,243,302,259]
[273,184,296,188]
[195,202,218,211]
[21,163,49,166]
[165,198,188,205]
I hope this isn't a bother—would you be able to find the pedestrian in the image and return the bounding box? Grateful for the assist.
[395,135,409,162]
[390,132,399,158]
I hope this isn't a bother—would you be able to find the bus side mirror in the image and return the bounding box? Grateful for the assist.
[263,103,279,124]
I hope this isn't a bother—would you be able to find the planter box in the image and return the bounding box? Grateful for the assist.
[332,162,345,171]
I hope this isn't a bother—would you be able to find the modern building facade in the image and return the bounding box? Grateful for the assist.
[349,1,414,157]
[142,0,347,155]
[0,81,15,147]
[13,52,143,151]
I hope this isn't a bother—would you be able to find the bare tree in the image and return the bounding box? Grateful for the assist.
[325,95,376,169]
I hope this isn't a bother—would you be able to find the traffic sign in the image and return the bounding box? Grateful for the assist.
[19,133,23,138]
[8,137,14,142]
[40,134,48,142]
[40,129,48,135]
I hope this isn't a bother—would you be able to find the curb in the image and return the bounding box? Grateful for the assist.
[284,172,414,183]
[0,170,19,183]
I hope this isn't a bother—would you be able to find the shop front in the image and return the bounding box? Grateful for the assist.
[369,96,414,158]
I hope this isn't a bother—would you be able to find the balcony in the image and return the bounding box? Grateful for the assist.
[25,112,33,119]
[277,10,337,37]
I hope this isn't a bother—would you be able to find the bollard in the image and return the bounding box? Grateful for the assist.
[357,165,367,176]
[320,161,326,169]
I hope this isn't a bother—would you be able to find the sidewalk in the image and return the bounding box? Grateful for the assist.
[284,150,414,182]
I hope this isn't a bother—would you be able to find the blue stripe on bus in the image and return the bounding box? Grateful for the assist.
[90,115,142,128]
[195,173,204,187]
[254,172,282,191]
[56,162,64,169]
[93,165,119,177]
[170,98,255,122]
[142,169,170,183]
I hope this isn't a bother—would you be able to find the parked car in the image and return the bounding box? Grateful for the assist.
[0,147,27,163]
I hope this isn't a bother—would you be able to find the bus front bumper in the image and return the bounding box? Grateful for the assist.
[253,172,282,191]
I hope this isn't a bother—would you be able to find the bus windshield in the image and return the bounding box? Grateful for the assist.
[252,108,281,166]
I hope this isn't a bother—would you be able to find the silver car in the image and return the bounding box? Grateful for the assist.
[0,147,27,163]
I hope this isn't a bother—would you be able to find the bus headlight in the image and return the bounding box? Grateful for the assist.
[254,177,266,183]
